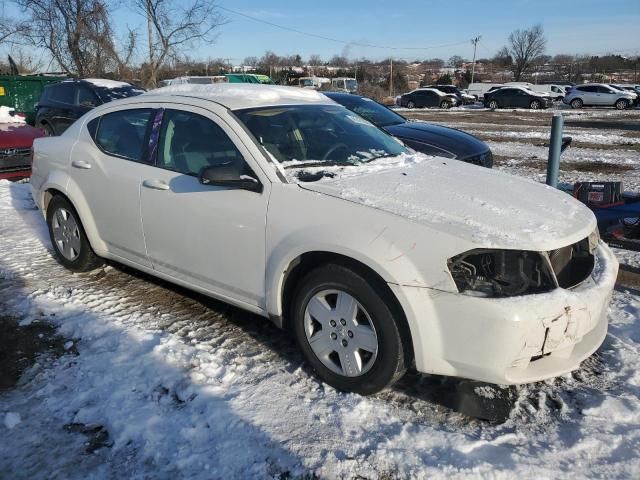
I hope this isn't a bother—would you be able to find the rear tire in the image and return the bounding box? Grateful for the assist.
[41,123,55,136]
[570,98,583,109]
[615,99,629,110]
[46,195,103,272]
[291,263,410,395]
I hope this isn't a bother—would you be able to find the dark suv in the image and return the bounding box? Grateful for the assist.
[35,79,144,135]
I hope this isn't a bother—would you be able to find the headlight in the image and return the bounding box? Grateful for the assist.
[588,228,600,253]
[447,249,556,298]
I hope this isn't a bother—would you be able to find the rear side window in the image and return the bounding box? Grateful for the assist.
[50,83,76,104]
[77,86,100,107]
[94,109,152,162]
[157,109,245,176]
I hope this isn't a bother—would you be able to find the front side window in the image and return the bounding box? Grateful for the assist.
[235,104,407,168]
[157,110,246,177]
[94,109,152,162]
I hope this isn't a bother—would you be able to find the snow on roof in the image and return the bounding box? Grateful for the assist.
[145,83,333,110]
[83,78,133,89]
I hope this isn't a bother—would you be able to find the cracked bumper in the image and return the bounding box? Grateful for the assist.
[391,242,618,385]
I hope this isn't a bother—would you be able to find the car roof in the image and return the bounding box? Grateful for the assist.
[143,83,334,110]
[323,91,360,99]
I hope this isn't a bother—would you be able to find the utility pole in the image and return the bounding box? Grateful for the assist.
[390,58,393,97]
[470,35,481,85]
[147,0,155,86]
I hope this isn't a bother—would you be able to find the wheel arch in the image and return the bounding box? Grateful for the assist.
[273,250,415,363]
[42,185,107,255]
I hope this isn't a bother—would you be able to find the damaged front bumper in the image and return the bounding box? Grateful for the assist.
[391,242,618,385]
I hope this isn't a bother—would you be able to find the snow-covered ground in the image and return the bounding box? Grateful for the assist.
[1,108,640,478]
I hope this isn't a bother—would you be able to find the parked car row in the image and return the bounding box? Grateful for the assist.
[30,83,618,394]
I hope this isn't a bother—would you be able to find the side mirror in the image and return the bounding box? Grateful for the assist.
[198,163,262,193]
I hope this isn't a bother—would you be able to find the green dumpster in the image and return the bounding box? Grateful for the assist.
[0,75,67,125]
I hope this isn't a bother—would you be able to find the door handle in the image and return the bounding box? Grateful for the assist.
[71,160,92,169]
[142,179,170,191]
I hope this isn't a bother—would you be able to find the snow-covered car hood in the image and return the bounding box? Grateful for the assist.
[296,155,595,251]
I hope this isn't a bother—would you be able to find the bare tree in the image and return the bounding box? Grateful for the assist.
[16,0,135,77]
[448,55,464,68]
[135,0,226,88]
[502,24,546,81]
[0,14,29,44]
[307,54,323,66]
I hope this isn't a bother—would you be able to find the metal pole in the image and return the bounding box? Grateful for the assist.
[390,58,393,97]
[470,36,481,85]
[546,112,564,187]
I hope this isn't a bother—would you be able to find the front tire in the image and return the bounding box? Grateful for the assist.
[488,100,498,109]
[46,195,103,272]
[440,100,451,109]
[570,98,583,109]
[291,264,410,395]
[406,101,416,109]
[615,99,629,110]
[530,100,541,109]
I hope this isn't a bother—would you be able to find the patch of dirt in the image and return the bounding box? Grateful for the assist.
[0,314,68,390]
[495,156,636,174]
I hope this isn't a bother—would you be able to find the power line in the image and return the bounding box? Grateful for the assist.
[218,5,472,51]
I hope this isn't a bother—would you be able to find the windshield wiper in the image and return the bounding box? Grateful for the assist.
[282,160,355,169]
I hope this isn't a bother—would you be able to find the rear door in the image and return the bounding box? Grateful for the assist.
[68,106,155,266]
[597,86,616,105]
[139,106,270,308]
[578,85,598,105]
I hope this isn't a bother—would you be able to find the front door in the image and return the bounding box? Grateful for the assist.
[139,106,269,308]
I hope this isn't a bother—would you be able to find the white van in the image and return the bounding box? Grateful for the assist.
[465,83,505,99]
[331,77,358,92]
[527,84,566,100]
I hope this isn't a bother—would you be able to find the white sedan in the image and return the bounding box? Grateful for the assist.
[31,84,618,394]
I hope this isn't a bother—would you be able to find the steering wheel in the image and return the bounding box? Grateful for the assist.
[322,143,350,161]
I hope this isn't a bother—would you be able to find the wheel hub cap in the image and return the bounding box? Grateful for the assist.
[51,208,81,261]
[303,289,379,377]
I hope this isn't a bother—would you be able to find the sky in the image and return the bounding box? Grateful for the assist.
[2,0,640,66]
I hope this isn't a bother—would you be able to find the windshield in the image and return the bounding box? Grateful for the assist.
[345,79,358,91]
[301,79,314,87]
[235,104,407,170]
[334,96,405,127]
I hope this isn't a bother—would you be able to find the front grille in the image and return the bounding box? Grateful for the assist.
[547,237,594,289]
[0,148,31,173]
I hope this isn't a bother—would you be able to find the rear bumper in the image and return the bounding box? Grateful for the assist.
[391,242,618,385]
